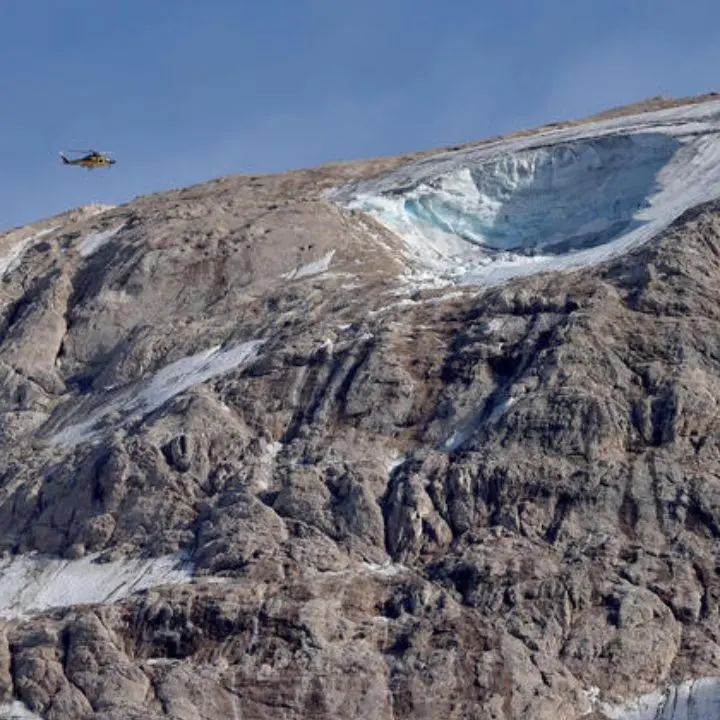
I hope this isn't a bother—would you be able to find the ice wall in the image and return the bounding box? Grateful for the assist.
[396,133,678,256]
[333,99,720,286]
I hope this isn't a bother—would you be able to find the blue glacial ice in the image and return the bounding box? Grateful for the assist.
[399,133,679,256]
[332,99,720,287]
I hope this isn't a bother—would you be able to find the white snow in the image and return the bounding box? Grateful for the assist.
[144,658,180,666]
[267,440,284,458]
[486,396,517,424]
[283,250,336,280]
[361,561,408,577]
[367,298,416,317]
[332,99,720,287]
[249,614,260,650]
[441,429,465,453]
[51,339,264,448]
[0,551,192,619]
[597,677,720,720]
[440,395,517,452]
[0,702,43,719]
[254,439,284,491]
[0,226,59,279]
[386,454,407,474]
[79,222,126,257]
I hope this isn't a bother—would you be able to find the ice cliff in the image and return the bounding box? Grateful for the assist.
[333,100,720,286]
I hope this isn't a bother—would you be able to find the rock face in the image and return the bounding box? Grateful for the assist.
[2,94,720,719]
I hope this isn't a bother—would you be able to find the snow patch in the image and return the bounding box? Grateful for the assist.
[386,454,407,474]
[441,394,516,452]
[50,339,264,448]
[0,702,43,719]
[486,396,517,424]
[320,561,409,579]
[0,551,192,619]
[597,677,720,720]
[80,222,126,257]
[254,439,284,491]
[267,440,284,458]
[362,561,408,577]
[0,226,59,279]
[333,100,720,287]
[249,614,260,651]
[284,250,336,280]
[144,658,180,666]
[441,428,466,453]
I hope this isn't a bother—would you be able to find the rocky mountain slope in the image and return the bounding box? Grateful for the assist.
[2,94,720,719]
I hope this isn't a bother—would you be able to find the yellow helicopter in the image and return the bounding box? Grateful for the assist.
[59,149,116,169]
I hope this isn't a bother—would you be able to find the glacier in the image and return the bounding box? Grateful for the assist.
[332,99,720,286]
[597,677,720,720]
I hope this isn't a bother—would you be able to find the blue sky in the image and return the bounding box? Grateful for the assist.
[1,0,719,230]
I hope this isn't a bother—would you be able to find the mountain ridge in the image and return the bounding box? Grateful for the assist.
[1,93,720,719]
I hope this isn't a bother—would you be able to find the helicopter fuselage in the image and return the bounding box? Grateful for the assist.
[60,152,116,168]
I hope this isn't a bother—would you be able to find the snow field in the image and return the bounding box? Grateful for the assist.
[0,551,192,619]
[0,226,60,278]
[79,222,126,257]
[51,339,264,447]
